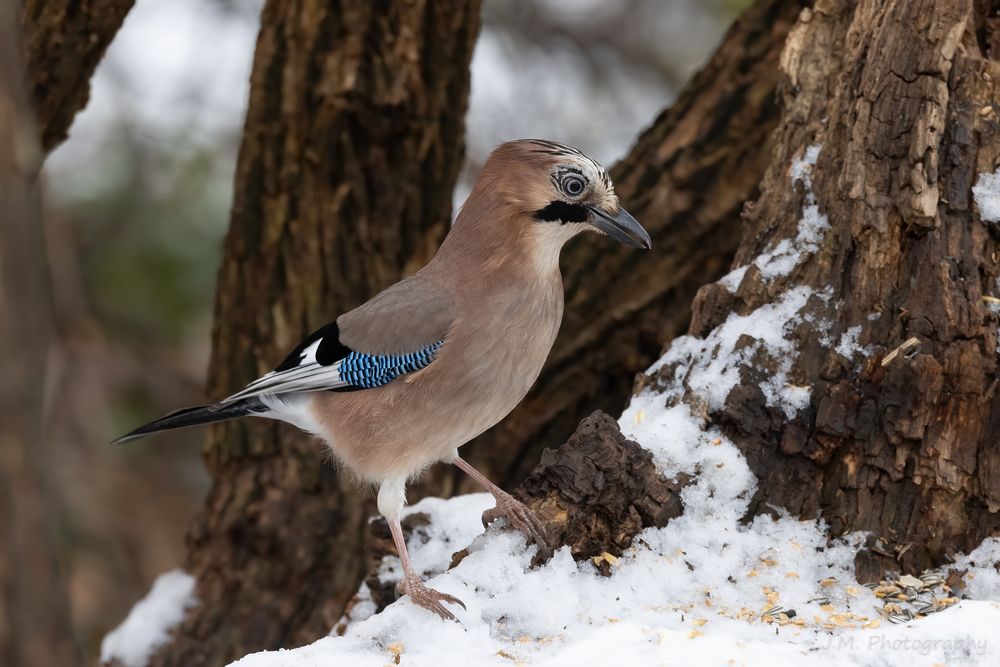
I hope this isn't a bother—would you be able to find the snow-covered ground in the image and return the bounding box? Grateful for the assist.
[106,397,1000,667]
[217,397,999,666]
[109,455,1000,667]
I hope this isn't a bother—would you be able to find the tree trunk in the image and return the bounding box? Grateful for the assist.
[2,3,133,665]
[643,0,1000,580]
[147,2,480,665]
[19,0,134,151]
[0,4,80,666]
[142,0,809,662]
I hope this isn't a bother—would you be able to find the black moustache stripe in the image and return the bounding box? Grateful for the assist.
[534,201,588,223]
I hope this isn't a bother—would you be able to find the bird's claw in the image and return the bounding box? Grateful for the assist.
[396,573,465,621]
[482,490,552,561]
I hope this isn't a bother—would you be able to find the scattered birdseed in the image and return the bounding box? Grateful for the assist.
[863,568,962,622]
[592,551,619,568]
[387,642,404,664]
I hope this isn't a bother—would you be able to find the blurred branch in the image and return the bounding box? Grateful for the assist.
[483,0,736,92]
[0,3,80,666]
[20,0,134,152]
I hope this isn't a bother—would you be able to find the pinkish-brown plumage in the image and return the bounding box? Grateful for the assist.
[310,146,575,484]
[116,139,650,620]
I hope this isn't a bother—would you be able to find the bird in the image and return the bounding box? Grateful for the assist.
[115,139,651,620]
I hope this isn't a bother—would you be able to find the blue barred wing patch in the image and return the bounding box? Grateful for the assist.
[221,322,445,403]
[339,341,443,388]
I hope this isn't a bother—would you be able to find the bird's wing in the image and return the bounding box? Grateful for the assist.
[221,275,454,403]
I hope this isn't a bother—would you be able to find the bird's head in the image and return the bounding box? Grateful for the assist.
[476,139,651,250]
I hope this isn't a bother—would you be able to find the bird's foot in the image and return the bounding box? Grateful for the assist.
[395,572,465,621]
[482,490,552,560]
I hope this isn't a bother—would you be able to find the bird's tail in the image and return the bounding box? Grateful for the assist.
[112,397,269,444]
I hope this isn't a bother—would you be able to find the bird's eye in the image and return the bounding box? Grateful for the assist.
[561,174,586,197]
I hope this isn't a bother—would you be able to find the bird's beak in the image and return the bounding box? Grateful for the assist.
[585,205,652,249]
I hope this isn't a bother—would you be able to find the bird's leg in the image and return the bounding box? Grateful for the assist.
[452,456,551,560]
[387,516,465,620]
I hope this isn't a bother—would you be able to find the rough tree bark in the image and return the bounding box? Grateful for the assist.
[642,0,1000,579]
[147,2,480,665]
[142,0,808,662]
[19,0,135,151]
[0,4,80,666]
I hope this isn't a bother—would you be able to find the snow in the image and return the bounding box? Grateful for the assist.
[334,582,378,631]
[229,426,1000,667]
[951,538,1000,600]
[647,285,819,417]
[973,168,1000,223]
[718,264,748,291]
[101,569,197,667]
[835,325,872,360]
[721,145,829,290]
[790,144,822,184]
[228,390,1000,666]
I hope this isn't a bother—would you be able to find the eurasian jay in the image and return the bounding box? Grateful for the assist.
[115,139,651,619]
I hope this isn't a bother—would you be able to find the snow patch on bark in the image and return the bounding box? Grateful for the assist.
[625,402,756,520]
[101,569,197,667]
[720,145,829,291]
[649,285,817,417]
[718,263,747,291]
[835,325,873,359]
[973,168,1000,223]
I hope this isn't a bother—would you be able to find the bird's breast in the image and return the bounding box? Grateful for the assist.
[449,272,564,427]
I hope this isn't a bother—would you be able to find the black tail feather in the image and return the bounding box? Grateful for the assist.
[112,397,269,444]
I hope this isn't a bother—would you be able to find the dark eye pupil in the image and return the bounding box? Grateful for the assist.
[564,177,583,195]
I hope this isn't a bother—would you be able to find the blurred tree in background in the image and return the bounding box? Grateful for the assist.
[38,4,261,659]
[9,0,747,662]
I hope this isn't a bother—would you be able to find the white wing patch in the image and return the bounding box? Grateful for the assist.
[298,339,322,365]
[221,336,349,404]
